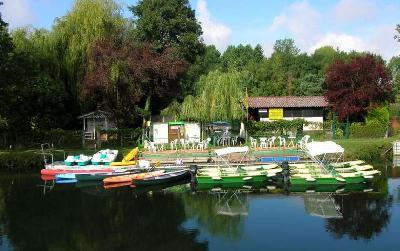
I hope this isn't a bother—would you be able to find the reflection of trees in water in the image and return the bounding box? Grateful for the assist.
[325,193,393,240]
[1,175,207,251]
[183,190,248,240]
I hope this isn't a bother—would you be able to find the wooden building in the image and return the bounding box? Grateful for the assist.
[78,110,117,140]
[247,96,328,130]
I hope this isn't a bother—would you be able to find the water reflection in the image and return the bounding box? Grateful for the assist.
[0,174,398,250]
[0,175,207,251]
[325,193,393,240]
[183,189,248,240]
[303,193,342,219]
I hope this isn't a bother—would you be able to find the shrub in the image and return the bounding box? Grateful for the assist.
[350,121,387,138]
[246,119,308,137]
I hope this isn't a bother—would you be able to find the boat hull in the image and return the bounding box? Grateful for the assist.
[290,175,365,185]
[196,173,268,185]
[132,170,190,186]
[41,168,113,176]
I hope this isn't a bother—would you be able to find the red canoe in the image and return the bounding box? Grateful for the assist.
[41,168,113,176]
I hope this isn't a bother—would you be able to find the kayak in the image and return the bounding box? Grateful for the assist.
[132,169,190,186]
[55,173,76,180]
[111,147,138,166]
[104,181,133,189]
[75,170,141,182]
[41,168,113,176]
[56,179,77,184]
[103,170,165,184]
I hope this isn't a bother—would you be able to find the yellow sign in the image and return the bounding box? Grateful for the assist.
[269,108,283,120]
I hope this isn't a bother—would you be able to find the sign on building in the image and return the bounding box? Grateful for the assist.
[269,108,283,120]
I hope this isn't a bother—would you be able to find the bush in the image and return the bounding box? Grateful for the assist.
[246,119,308,137]
[0,151,43,171]
[350,121,387,138]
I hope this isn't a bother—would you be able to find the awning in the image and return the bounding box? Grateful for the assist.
[305,141,344,157]
[168,121,184,125]
[214,146,249,156]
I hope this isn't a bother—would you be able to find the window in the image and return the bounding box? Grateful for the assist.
[259,109,268,119]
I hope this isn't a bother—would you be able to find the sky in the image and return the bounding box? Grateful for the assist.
[0,0,399,60]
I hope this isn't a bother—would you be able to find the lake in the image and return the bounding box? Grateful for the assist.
[1,164,399,251]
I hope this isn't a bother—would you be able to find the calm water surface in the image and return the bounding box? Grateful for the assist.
[1,165,400,251]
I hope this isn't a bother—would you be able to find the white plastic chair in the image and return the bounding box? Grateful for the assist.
[149,142,157,152]
[249,137,257,148]
[268,136,276,148]
[278,136,286,147]
[259,137,268,149]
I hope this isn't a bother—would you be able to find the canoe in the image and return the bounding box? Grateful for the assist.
[104,181,132,189]
[55,173,76,180]
[40,175,55,181]
[55,179,77,184]
[132,169,191,186]
[103,170,165,184]
[41,168,113,176]
[75,170,141,182]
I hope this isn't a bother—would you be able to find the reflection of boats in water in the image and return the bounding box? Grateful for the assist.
[213,190,249,217]
[195,181,277,192]
[289,183,372,193]
[303,193,343,219]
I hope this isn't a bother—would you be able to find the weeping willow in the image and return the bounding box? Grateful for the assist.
[50,0,126,103]
[180,70,246,121]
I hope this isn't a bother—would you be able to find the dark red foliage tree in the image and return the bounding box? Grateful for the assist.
[81,39,186,127]
[324,54,393,121]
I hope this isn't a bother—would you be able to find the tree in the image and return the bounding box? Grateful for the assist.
[395,24,400,42]
[325,54,393,121]
[180,70,247,121]
[220,44,264,71]
[130,0,204,63]
[0,1,13,128]
[81,39,186,127]
[181,45,221,96]
[294,73,324,96]
[388,56,400,101]
[51,0,126,121]
[5,28,68,131]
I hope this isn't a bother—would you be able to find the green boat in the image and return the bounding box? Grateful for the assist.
[290,173,365,185]
[196,170,269,185]
[289,141,380,186]
[195,146,283,186]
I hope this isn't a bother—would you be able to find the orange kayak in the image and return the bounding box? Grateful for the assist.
[104,181,133,189]
[103,170,164,184]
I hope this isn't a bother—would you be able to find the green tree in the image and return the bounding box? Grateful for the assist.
[180,70,247,121]
[294,73,324,96]
[51,0,126,120]
[6,28,68,130]
[311,46,339,74]
[388,56,400,102]
[130,0,204,63]
[182,45,221,96]
[0,1,14,128]
[220,44,264,71]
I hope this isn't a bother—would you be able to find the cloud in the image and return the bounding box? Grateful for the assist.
[310,27,400,60]
[332,0,376,22]
[196,0,232,51]
[268,1,320,49]
[1,0,35,29]
[310,33,367,52]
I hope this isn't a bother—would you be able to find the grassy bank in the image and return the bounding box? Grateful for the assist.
[335,138,394,161]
